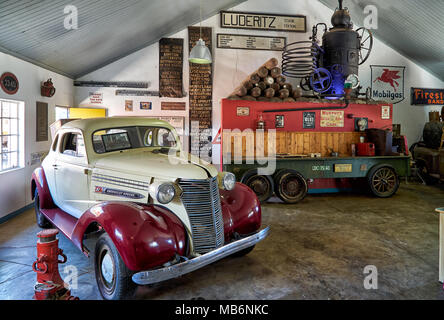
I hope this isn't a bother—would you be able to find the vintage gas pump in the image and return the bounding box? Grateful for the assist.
[32,229,79,300]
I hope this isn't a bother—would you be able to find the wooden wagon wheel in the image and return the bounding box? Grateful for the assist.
[357,27,374,65]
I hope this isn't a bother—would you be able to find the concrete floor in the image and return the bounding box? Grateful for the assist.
[1,181,444,300]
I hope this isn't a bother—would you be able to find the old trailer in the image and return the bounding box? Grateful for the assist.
[219,98,411,203]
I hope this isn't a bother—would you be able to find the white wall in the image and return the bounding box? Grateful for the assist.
[75,0,444,164]
[0,52,74,219]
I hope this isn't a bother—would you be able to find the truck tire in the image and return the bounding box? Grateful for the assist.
[241,170,274,203]
[274,170,308,204]
[423,122,444,149]
[367,165,400,198]
[34,189,51,229]
[95,233,137,300]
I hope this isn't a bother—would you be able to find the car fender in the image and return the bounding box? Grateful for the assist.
[31,167,56,209]
[220,183,262,241]
[71,202,187,272]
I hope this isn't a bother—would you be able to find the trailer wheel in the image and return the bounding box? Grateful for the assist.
[241,170,274,203]
[368,165,400,198]
[275,170,308,204]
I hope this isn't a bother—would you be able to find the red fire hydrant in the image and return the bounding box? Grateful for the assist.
[32,229,79,300]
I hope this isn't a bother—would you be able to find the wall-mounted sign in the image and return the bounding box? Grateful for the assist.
[411,88,444,105]
[188,26,213,163]
[237,107,250,116]
[303,112,316,129]
[275,115,285,128]
[36,102,48,142]
[371,65,406,104]
[125,100,133,112]
[161,102,186,111]
[115,90,159,97]
[381,105,391,120]
[0,72,19,95]
[320,110,344,128]
[140,102,152,110]
[221,11,306,33]
[159,38,184,98]
[89,92,103,104]
[217,34,286,51]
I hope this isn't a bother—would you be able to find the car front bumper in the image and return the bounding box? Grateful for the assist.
[132,227,270,285]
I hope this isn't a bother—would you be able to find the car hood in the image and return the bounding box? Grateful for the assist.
[93,149,218,180]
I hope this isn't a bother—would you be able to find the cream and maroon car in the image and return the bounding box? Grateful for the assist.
[31,117,269,300]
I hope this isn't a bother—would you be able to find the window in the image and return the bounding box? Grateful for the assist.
[92,126,177,154]
[1,100,23,172]
[60,133,86,158]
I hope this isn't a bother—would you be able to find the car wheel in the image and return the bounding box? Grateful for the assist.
[368,165,400,198]
[34,189,51,229]
[241,170,274,203]
[275,170,308,204]
[94,233,137,300]
[231,245,255,258]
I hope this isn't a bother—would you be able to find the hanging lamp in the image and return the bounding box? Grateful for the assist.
[189,0,212,64]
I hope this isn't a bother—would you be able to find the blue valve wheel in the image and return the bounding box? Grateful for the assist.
[310,68,332,93]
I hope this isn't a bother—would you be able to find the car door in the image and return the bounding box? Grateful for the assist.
[54,131,92,219]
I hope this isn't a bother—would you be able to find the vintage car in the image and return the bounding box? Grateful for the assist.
[31,117,269,300]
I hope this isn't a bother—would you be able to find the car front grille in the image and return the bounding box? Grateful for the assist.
[179,177,225,254]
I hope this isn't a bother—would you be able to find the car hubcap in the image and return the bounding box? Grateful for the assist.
[101,252,114,287]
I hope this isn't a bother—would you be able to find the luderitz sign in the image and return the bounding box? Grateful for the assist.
[371,66,406,104]
[411,88,444,105]
[220,11,306,32]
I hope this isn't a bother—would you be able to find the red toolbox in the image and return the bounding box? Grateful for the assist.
[357,143,376,157]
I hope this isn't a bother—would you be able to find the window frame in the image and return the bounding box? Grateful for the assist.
[58,131,88,163]
[0,100,22,173]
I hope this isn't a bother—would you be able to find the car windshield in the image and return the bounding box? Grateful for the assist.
[93,126,177,154]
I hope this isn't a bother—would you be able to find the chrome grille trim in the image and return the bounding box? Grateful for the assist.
[92,173,149,191]
[179,177,225,254]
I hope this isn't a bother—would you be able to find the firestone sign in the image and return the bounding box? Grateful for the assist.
[411,88,444,105]
[371,65,406,104]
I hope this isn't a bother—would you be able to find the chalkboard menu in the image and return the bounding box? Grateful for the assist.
[159,38,184,98]
[188,26,213,162]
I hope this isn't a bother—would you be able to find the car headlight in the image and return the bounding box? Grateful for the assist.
[156,183,176,204]
[223,172,236,191]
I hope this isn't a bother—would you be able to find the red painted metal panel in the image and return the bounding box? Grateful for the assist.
[220,98,393,133]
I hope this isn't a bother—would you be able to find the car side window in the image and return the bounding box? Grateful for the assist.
[52,135,59,152]
[61,133,86,158]
[157,128,176,148]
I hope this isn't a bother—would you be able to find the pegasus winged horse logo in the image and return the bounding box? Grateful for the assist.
[374,69,401,92]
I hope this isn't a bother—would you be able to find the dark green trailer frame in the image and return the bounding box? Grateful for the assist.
[223,156,411,202]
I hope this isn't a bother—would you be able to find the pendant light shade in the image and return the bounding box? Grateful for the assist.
[189,39,212,64]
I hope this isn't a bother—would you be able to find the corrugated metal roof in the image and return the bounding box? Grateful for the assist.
[319,0,444,81]
[0,0,246,79]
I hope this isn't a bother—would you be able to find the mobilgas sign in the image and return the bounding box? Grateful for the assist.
[371,66,406,104]
[411,88,444,105]
[220,11,306,33]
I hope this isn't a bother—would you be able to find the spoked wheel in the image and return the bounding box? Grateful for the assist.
[34,189,51,229]
[357,27,374,65]
[368,165,400,198]
[95,233,136,300]
[242,170,274,203]
[275,170,308,204]
[300,77,313,91]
